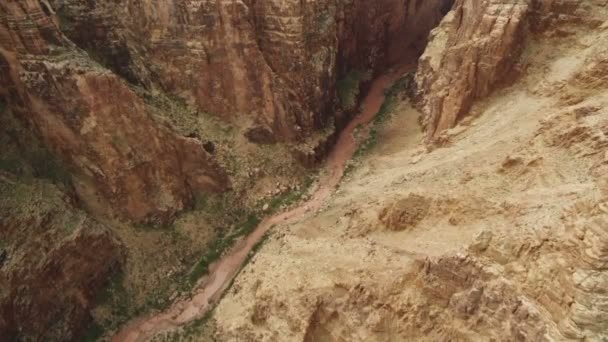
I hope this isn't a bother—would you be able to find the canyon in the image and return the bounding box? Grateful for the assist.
[1,0,607,341]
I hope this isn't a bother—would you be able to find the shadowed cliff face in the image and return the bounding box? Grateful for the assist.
[337,0,454,72]
[0,177,124,341]
[50,0,453,141]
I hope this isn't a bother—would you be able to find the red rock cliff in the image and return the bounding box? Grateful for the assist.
[0,0,229,224]
[1,0,455,222]
[52,0,452,141]
[0,178,124,341]
[415,0,530,140]
[414,0,602,140]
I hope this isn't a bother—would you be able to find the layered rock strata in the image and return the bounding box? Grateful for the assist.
[416,0,530,139]
[415,0,606,140]
[51,0,453,141]
[0,0,229,224]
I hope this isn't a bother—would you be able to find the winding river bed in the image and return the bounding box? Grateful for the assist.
[112,63,415,342]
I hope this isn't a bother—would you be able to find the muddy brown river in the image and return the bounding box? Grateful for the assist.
[112,64,414,342]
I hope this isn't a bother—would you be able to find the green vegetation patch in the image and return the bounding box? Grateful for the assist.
[153,231,272,342]
[186,175,314,287]
[354,75,410,158]
[337,69,371,110]
[87,271,131,338]
[188,213,260,286]
[265,176,314,214]
[28,149,72,186]
[0,156,25,175]
[82,321,105,342]
[242,231,271,269]
[55,5,75,31]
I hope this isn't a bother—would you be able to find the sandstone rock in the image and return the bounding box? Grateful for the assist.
[245,125,277,145]
[0,178,124,341]
[0,1,228,224]
[379,194,431,231]
[50,0,453,141]
[416,0,530,139]
[415,0,602,140]
[529,0,604,34]
[500,155,525,171]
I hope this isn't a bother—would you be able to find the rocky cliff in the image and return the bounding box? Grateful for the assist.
[1,0,457,224]
[0,175,124,341]
[51,0,452,141]
[415,0,607,140]
[210,0,608,341]
[0,0,229,225]
[415,0,530,140]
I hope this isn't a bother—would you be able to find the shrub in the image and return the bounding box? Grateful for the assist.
[338,69,371,110]
[188,213,261,285]
[29,149,72,186]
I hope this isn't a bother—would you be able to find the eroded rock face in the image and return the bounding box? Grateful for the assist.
[0,177,124,341]
[415,0,530,140]
[51,0,452,141]
[415,0,606,140]
[0,0,228,224]
[0,0,457,222]
[470,197,608,340]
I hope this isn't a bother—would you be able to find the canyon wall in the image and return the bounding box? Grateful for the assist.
[51,0,452,141]
[0,0,454,222]
[0,177,124,341]
[0,0,229,224]
[0,1,455,340]
[415,0,530,140]
[415,0,607,140]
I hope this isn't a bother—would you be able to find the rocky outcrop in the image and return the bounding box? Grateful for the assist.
[469,196,608,339]
[0,176,124,341]
[414,0,607,140]
[0,0,228,224]
[529,0,605,33]
[415,0,530,140]
[51,0,453,141]
[378,194,431,231]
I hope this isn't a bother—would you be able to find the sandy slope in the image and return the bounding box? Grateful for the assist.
[210,9,608,342]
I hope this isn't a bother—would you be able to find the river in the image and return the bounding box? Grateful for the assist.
[112,63,414,342]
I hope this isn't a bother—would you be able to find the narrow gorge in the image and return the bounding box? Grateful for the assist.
[1,0,607,341]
